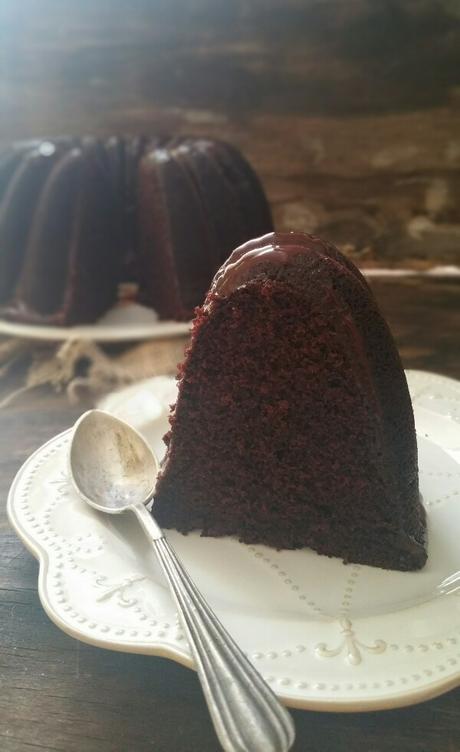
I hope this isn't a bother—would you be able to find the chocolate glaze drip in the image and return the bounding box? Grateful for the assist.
[211,231,331,297]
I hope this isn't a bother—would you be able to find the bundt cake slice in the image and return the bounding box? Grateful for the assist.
[154,231,427,571]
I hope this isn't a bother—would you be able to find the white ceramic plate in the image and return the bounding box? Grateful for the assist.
[7,371,460,711]
[0,303,190,342]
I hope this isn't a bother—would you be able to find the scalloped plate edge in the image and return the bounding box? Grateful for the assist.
[7,405,460,713]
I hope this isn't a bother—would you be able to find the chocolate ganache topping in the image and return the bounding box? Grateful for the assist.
[211,231,341,298]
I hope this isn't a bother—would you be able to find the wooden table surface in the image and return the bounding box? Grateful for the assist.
[1,276,459,752]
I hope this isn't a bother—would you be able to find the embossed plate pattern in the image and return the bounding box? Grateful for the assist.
[7,371,460,711]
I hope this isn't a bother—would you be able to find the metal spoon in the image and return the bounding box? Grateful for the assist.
[69,409,295,752]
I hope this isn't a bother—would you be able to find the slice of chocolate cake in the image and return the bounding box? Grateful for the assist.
[154,231,427,572]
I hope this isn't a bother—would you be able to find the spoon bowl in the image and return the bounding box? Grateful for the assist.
[69,409,158,513]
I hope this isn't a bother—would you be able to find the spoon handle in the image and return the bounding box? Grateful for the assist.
[133,506,295,752]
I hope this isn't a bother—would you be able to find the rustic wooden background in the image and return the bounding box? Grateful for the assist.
[1,0,460,264]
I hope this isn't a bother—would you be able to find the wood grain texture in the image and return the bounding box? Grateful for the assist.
[0,277,459,751]
[1,1,460,264]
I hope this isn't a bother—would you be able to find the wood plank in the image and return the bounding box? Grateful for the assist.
[1,0,460,118]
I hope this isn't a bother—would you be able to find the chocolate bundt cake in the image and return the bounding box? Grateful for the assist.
[154,231,427,572]
[0,137,272,325]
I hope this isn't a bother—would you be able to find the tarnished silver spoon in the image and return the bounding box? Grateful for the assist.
[69,409,295,752]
